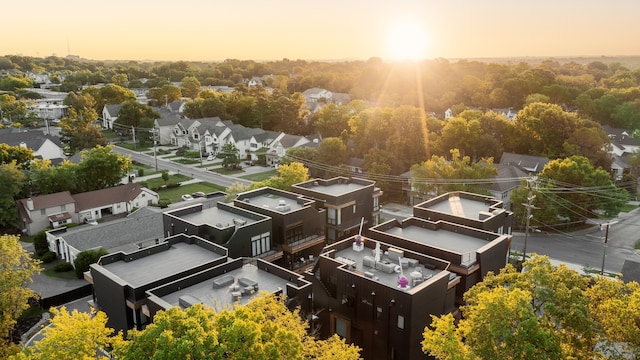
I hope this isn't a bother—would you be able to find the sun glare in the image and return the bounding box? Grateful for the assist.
[386,21,429,61]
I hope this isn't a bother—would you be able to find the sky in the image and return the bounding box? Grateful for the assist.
[4,0,640,62]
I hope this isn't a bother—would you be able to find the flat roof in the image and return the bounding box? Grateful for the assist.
[155,263,296,310]
[240,192,305,213]
[331,241,443,291]
[382,224,488,255]
[423,194,493,219]
[308,182,368,196]
[179,206,257,228]
[101,242,224,287]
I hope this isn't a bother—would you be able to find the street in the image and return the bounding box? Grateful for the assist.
[510,206,640,274]
[111,146,252,188]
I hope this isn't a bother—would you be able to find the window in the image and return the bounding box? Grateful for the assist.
[397,315,405,329]
[373,196,380,211]
[41,209,46,215]
[285,223,303,244]
[251,232,271,256]
[60,204,66,211]
[353,204,356,214]
[330,314,351,342]
[328,208,336,225]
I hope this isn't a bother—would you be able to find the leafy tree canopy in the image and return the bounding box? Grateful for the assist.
[422,254,640,360]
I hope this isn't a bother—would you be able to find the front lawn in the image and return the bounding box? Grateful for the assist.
[239,169,278,181]
[157,182,226,203]
[138,174,192,189]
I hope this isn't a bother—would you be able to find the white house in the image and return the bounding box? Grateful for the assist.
[102,104,122,129]
[16,183,159,235]
[0,129,66,162]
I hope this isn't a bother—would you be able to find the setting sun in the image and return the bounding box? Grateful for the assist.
[386,20,430,61]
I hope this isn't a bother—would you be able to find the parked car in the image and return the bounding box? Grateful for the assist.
[181,194,194,201]
[207,154,215,161]
[192,191,206,198]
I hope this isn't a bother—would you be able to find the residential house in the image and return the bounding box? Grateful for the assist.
[498,152,550,175]
[368,216,510,304]
[16,183,159,235]
[292,177,383,243]
[412,191,514,236]
[603,125,640,179]
[0,128,66,162]
[304,236,456,360]
[166,100,186,114]
[234,187,326,272]
[302,87,351,114]
[265,133,314,166]
[72,183,159,223]
[483,163,529,210]
[45,207,165,266]
[16,192,76,236]
[86,233,229,334]
[144,257,312,322]
[102,104,122,129]
[153,110,181,145]
[345,157,364,174]
[162,201,279,262]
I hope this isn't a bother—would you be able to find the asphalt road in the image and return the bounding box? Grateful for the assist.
[510,206,640,274]
[111,146,252,188]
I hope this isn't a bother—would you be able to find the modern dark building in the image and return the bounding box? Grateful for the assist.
[234,187,326,273]
[304,236,457,360]
[413,191,514,235]
[86,233,228,334]
[368,217,510,304]
[292,177,383,243]
[145,257,312,317]
[162,201,280,262]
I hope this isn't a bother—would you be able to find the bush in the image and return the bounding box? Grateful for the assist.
[74,248,108,279]
[36,247,50,257]
[138,168,144,177]
[53,262,74,272]
[33,231,48,254]
[40,251,56,263]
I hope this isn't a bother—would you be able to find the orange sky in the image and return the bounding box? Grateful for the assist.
[4,1,639,62]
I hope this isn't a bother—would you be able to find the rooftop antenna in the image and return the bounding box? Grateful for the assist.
[353,217,365,251]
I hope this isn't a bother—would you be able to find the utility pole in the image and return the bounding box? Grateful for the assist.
[522,176,537,264]
[152,128,158,172]
[131,125,136,151]
[599,221,617,275]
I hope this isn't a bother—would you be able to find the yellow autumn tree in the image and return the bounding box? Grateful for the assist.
[0,234,41,358]
[422,254,640,359]
[115,292,360,359]
[10,307,122,360]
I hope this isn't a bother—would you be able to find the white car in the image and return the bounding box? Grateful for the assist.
[207,154,215,161]
[181,194,194,201]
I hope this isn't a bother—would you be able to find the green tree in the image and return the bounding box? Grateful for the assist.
[115,99,160,128]
[29,159,78,195]
[220,142,240,170]
[181,76,201,99]
[422,255,640,360]
[249,162,309,191]
[10,307,121,360]
[316,137,348,177]
[0,94,28,122]
[0,234,41,358]
[147,84,182,107]
[75,145,131,192]
[0,161,27,228]
[512,156,628,227]
[112,73,129,87]
[411,149,497,196]
[74,248,108,279]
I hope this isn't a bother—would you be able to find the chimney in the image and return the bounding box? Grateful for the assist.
[26,198,34,210]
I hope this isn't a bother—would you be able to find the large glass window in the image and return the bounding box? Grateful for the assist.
[331,314,350,342]
[328,208,336,225]
[285,223,303,244]
[251,232,271,256]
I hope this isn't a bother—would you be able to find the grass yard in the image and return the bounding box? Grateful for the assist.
[239,169,278,181]
[158,182,226,203]
[138,174,192,188]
